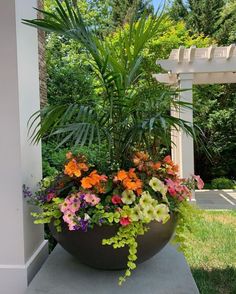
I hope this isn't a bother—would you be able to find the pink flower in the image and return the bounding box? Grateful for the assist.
[120,217,131,226]
[84,194,100,206]
[63,211,74,223]
[168,187,177,197]
[68,223,76,231]
[111,195,122,205]
[193,175,204,190]
[59,200,70,213]
[69,200,81,213]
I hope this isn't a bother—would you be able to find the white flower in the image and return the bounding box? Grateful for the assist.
[154,204,170,223]
[139,191,153,207]
[121,190,136,205]
[84,213,90,221]
[143,205,156,223]
[149,177,168,199]
[130,205,143,222]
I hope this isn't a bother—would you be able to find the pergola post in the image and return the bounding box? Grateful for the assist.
[177,73,194,180]
[0,1,47,294]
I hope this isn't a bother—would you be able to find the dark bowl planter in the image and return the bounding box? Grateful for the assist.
[49,214,177,270]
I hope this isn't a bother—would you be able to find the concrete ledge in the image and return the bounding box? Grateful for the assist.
[26,244,199,294]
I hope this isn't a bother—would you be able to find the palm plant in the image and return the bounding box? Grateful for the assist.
[24,0,199,168]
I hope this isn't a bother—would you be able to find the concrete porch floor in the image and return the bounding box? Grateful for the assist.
[26,244,199,294]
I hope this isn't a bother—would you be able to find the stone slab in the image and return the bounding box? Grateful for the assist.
[26,244,199,294]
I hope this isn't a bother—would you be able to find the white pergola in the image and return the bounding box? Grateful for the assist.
[153,45,236,195]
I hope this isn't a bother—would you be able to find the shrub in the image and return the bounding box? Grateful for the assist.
[211,177,235,189]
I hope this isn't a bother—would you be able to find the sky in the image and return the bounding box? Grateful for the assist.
[152,0,166,10]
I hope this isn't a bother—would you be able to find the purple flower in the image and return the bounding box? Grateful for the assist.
[73,225,80,231]
[22,185,32,198]
[79,194,85,201]
[80,219,88,232]
[99,218,104,224]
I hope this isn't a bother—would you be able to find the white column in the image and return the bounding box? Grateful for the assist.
[177,73,194,179]
[171,74,195,197]
[0,1,48,294]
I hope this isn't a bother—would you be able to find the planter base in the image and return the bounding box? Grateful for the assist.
[26,244,199,294]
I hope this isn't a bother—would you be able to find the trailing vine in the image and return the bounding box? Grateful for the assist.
[31,198,63,232]
[172,201,200,255]
[103,221,148,285]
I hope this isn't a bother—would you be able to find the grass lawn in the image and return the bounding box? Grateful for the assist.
[184,210,236,294]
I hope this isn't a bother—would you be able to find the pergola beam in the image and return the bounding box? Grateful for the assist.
[157,57,236,74]
[153,72,236,85]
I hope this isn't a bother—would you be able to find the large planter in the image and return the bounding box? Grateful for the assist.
[49,214,177,270]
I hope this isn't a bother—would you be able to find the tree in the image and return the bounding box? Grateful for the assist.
[169,0,225,37]
[193,84,236,181]
[111,0,153,27]
[215,0,236,44]
[169,0,188,22]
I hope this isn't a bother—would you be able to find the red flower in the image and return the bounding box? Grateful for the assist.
[47,192,56,202]
[111,195,122,205]
[120,217,131,226]
[163,155,172,164]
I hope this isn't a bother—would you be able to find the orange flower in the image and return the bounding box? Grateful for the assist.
[81,170,107,191]
[89,170,102,185]
[81,177,93,189]
[64,159,81,178]
[115,168,143,192]
[133,151,149,166]
[78,162,89,172]
[116,170,128,181]
[123,178,137,190]
[136,151,149,161]
[136,188,142,196]
[152,162,161,170]
[128,168,137,179]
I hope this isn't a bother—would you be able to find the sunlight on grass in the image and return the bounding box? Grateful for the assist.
[185,210,236,294]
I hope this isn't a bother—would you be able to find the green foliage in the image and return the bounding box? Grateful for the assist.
[193,84,236,181]
[172,201,200,255]
[168,0,188,22]
[42,141,110,177]
[169,0,235,44]
[103,221,148,285]
[169,0,225,37]
[31,198,63,232]
[215,0,236,44]
[46,34,95,106]
[211,177,235,189]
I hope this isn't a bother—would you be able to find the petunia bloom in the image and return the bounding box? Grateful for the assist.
[84,194,100,206]
[121,190,136,205]
[120,217,131,226]
[112,195,122,205]
[193,175,204,190]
